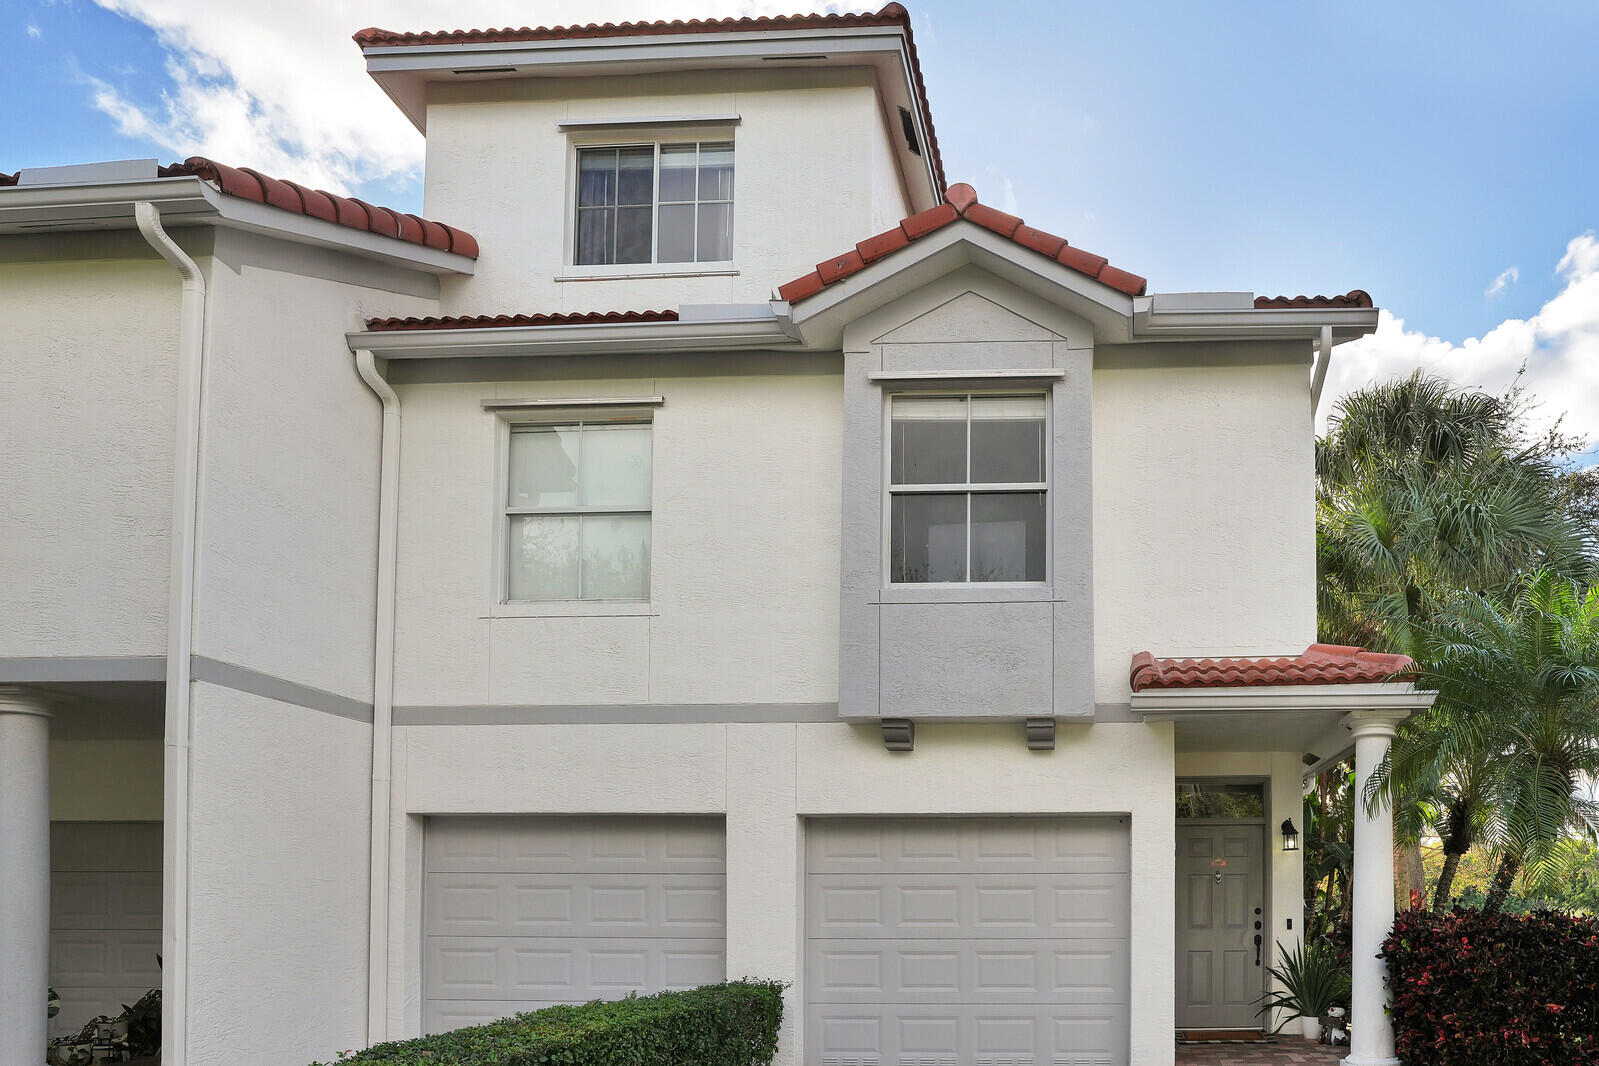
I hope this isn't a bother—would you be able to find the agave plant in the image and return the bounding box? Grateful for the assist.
[1257,939,1350,1030]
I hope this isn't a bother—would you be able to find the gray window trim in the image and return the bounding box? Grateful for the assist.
[882,389,1051,588]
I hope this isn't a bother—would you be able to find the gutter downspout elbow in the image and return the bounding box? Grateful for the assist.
[134,201,205,1066]
[356,350,399,1043]
[1310,324,1333,418]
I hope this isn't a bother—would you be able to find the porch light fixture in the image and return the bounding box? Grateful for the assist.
[1281,818,1301,852]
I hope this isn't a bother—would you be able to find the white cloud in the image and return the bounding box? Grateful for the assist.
[85,0,839,193]
[1323,233,1599,448]
[1485,265,1518,298]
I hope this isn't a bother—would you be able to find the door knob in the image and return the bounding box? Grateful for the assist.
[1254,933,1263,966]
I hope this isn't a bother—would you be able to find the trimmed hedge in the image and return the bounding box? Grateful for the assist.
[1382,908,1599,1066]
[311,981,783,1066]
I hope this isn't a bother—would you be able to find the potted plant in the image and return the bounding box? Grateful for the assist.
[1257,939,1351,1041]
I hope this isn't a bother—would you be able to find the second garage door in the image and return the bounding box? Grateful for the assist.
[424,815,726,1034]
[806,816,1130,1066]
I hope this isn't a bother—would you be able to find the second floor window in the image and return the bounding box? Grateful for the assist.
[574,142,734,266]
[506,420,652,601]
[888,394,1048,584]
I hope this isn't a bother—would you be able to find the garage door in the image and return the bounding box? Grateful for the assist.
[423,815,726,1034]
[50,822,163,1039]
[806,817,1130,1066]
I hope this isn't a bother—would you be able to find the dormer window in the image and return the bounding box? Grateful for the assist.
[574,142,734,266]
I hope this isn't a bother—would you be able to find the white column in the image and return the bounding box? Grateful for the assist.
[0,686,54,1066]
[1343,711,1407,1066]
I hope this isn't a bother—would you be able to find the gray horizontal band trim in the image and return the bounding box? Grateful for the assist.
[0,656,166,683]
[1093,702,1138,723]
[557,114,740,131]
[482,395,664,410]
[394,703,840,726]
[192,657,373,724]
[867,368,1066,382]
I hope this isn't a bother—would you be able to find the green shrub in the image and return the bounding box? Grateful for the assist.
[312,981,784,1066]
[1383,908,1599,1065]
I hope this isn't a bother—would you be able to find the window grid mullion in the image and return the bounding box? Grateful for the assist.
[965,395,973,583]
[574,423,585,597]
[650,144,661,266]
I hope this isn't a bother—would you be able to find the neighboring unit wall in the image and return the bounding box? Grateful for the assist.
[178,230,439,1065]
[51,740,163,822]
[1092,342,1317,704]
[422,68,909,314]
[838,267,1096,721]
[387,352,843,711]
[0,232,184,660]
[194,229,438,700]
[185,682,371,1066]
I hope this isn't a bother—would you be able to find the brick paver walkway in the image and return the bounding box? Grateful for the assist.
[1176,1037,1345,1064]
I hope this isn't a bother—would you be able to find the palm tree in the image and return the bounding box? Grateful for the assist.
[1318,373,1592,905]
[1376,572,1599,912]
[1318,373,1589,654]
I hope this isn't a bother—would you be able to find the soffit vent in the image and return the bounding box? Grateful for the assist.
[897,106,922,157]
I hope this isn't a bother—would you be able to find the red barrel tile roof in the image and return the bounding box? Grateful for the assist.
[365,310,679,331]
[154,157,478,257]
[1129,644,1414,692]
[1254,291,1373,309]
[353,4,944,194]
[779,181,1148,302]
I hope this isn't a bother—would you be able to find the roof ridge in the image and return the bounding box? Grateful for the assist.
[777,180,1148,303]
[365,309,679,331]
[1129,644,1415,692]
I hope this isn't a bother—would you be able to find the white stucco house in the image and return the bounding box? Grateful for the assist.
[0,6,1434,1066]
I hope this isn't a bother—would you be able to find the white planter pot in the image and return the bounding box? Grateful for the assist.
[1300,1016,1323,1042]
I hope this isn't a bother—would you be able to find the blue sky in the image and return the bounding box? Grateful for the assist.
[6,0,1598,439]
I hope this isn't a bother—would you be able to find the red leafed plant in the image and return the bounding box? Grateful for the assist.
[1383,908,1599,1065]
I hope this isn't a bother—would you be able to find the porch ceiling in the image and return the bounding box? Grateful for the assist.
[46,682,163,740]
[1135,681,1435,767]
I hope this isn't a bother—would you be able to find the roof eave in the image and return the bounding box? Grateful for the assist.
[1132,681,1435,718]
[1132,302,1379,344]
[360,25,943,211]
[0,175,218,232]
[0,176,475,275]
[347,315,803,359]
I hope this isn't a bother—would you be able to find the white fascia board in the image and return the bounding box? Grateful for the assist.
[1132,681,1436,719]
[0,176,216,231]
[782,222,1137,349]
[205,192,476,276]
[347,317,804,359]
[1132,302,1379,343]
[0,176,475,275]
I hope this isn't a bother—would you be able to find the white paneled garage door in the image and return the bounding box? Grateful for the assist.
[806,817,1130,1066]
[50,822,163,1039]
[423,815,726,1034]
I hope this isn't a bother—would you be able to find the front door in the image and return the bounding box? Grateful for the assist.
[1175,822,1266,1030]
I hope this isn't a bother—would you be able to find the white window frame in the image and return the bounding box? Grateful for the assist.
[490,407,657,615]
[567,138,735,270]
[882,390,1051,589]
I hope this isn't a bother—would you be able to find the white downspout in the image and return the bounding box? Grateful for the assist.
[1310,324,1333,417]
[134,201,205,1066]
[356,350,399,1042]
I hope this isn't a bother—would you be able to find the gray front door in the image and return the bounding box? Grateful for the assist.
[1175,824,1265,1030]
